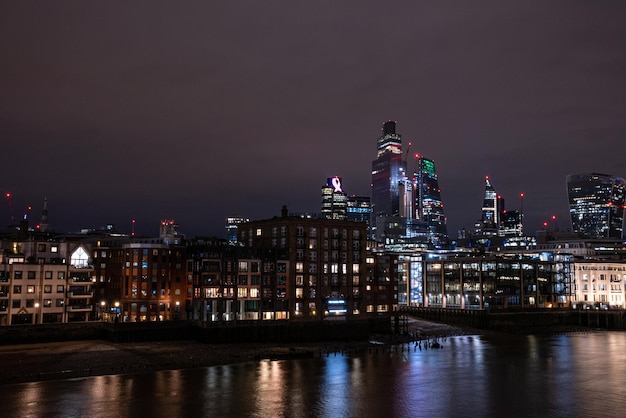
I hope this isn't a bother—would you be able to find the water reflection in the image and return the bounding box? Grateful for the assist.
[2,333,626,418]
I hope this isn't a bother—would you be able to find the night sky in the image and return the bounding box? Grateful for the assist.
[2,1,625,238]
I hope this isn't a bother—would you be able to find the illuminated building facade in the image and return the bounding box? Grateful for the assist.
[371,121,406,240]
[472,177,523,239]
[239,208,396,320]
[187,239,257,321]
[90,222,188,322]
[567,173,626,239]
[571,261,626,309]
[370,121,448,246]
[346,195,372,225]
[226,216,250,244]
[414,157,448,245]
[92,240,187,322]
[474,176,499,237]
[396,253,573,309]
[321,176,347,220]
[0,235,95,325]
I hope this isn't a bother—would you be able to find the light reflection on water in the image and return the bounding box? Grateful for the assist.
[2,333,626,418]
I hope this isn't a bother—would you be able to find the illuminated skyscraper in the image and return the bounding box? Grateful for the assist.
[566,173,626,239]
[321,176,347,220]
[371,121,405,225]
[371,121,406,241]
[474,176,499,237]
[473,177,523,238]
[370,121,448,245]
[414,157,448,243]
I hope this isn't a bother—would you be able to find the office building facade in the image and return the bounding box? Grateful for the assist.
[371,121,406,240]
[321,176,348,220]
[414,157,448,244]
[238,208,396,320]
[567,173,626,239]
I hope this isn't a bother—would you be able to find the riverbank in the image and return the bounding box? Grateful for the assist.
[0,317,607,386]
[0,318,472,385]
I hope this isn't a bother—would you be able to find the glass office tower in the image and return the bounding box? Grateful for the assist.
[566,173,626,239]
[371,121,406,240]
[371,121,405,217]
[415,157,448,243]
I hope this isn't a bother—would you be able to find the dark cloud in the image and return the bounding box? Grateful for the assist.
[1,1,625,237]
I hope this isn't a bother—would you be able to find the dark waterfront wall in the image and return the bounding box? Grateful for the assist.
[399,307,489,329]
[401,306,626,333]
[0,322,106,345]
[0,317,391,346]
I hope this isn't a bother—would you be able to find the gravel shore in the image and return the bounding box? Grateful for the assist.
[0,318,473,385]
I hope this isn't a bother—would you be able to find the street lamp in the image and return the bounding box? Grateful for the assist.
[100,300,106,321]
[34,302,40,324]
[114,301,120,322]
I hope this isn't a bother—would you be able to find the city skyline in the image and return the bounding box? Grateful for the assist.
[2,1,625,237]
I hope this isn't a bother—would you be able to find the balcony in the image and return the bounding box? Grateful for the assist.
[69,264,94,271]
[69,290,94,298]
[70,277,92,284]
[69,305,92,312]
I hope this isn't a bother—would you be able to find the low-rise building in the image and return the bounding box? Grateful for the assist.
[236,207,396,320]
[0,233,95,325]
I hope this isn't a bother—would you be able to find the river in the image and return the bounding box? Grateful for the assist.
[1,332,625,418]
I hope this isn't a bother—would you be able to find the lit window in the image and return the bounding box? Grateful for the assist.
[71,247,90,268]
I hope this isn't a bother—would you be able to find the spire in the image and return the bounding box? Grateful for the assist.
[40,197,49,232]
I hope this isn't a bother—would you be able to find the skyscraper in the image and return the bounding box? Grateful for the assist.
[370,121,448,245]
[414,157,448,243]
[371,121,406,228]
[474,176,499,237]
[566,173,626,239]
[321,176,347,220]
[370,121,406,241]
[474,177,523,238]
